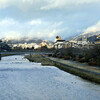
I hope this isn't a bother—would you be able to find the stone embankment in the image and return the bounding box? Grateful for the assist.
[25,54,100,84]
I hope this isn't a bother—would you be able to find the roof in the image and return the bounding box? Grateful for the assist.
[56,40,65,42]
[95,38,100,42]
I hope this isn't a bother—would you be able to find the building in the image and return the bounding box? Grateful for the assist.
[0,39,12,51]
[55,36,62,42]
[95,39,100,44]
[54,40,65,49]
[54,36,65,49]
[47,43,54,49]
[39,41,47,47]
[34,44,41,49]
[82,36,88,45]
[13,43,38,50]
[95,35,100,44]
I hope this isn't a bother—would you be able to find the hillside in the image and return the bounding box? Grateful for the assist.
[71,32,100,42]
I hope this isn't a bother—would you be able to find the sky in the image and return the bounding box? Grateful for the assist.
[0,0,100,41]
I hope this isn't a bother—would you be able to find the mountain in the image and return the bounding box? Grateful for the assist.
[3,38,53,44]
[65,33,82,41]
[71,32,100,42]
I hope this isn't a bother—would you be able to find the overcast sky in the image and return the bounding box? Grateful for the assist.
[0,0,100,41]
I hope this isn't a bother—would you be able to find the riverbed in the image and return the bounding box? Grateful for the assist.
[0,55,100,100]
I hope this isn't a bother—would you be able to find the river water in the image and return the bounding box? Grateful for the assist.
[0,55,100,100]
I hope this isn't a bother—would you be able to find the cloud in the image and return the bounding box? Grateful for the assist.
[29,19,42,25]
[83,20,100,34]
[48,30,58,37]
[0,0,100,11]
[40,0,100,10]
[0,18,64,40]
[0,0,34,10]
[0,18,18,26]
[3,31,23,40]
[27,29,58,39]
[0,0,46,11]
[27,21,63,40]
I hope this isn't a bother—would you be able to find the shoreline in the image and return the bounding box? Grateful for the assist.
[1,53,24,57]
[25,54,100,84]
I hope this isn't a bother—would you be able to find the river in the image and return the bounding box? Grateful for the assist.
[0,55,100,100]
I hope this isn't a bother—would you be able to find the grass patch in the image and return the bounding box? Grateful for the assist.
[25,54,54,66]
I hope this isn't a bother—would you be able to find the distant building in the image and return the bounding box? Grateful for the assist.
[47,43,54,49]
[13,42,37,50]
[95,35,100,44]
[82,36,88,45]
[95,39,100,44]
[39,41,47,47]
[54,36,65,49]
[34,44,41,49]
[0,39,2,43]
[55,36,62,42]
[6,39,9,44]
[82,36,87,41]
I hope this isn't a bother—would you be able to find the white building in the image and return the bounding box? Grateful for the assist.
[54,40,65,49]
[47,43,54,49]
[13,43,38,49]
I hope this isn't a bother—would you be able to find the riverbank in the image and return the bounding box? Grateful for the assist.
[25,54,100,84]
[0,50,54,57]
[25,54,54,66]
[1,52,24,57]
[53,47,100,66]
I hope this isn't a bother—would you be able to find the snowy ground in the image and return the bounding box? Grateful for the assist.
[0,55,100,100]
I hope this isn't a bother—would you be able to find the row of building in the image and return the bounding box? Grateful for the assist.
[13,41,54,50]
[0,35,100,51]
[54,35,100,49]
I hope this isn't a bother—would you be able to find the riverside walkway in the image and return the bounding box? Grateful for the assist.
[48,57,100,75]
[47,57,100,83]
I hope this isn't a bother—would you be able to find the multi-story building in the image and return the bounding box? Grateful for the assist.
[54,36,65,49]
[95,35,100,44]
